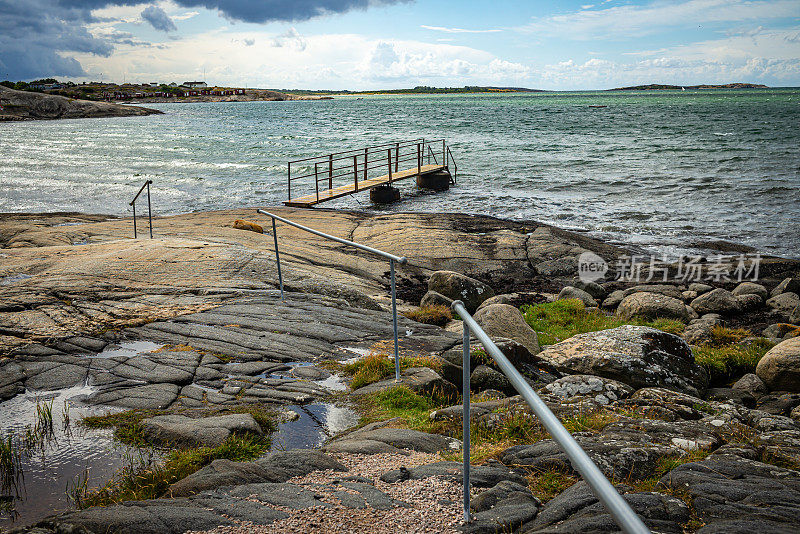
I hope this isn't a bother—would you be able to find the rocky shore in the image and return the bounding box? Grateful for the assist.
[1,208,799,533]
[0,86,162,121]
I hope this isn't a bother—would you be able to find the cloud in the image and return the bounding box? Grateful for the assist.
[141,5,177,32]
[421,25,502,34]
[271,28,307,51]
[520,0,800,40]
[172,10,199,20]
[0,0,113,79]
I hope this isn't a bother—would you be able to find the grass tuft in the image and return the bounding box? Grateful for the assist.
[404,305,453,326]
[343,351,443,390]
[693,336,773,384]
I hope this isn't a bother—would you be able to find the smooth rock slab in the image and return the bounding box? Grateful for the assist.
[380,461,527,488]
[140,413,263,448]
[326,427,462,455]
[461,481,541,534]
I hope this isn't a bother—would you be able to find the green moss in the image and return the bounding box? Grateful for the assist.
[343,352,443,390]
[521,299,686,345]
[693,337,774,384]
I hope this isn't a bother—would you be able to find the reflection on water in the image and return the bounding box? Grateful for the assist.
[270,403,359,451]
[0,385,133,529]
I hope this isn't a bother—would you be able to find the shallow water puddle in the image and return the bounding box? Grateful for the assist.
[0,274,31,286]
[0,385,135,529]
[86,340,163,359]
[269,403,359,450]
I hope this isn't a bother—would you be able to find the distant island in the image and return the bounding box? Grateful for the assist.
[284,85,542,95]
[0,85,161,121]
[609,83,769,91]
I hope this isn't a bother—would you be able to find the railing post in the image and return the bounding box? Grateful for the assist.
[364,148,368,184]
[462,313,471,523]
[146,181,153,239]
[132,202,137,239]
[395,143,399,172]
[272,218,284,301]
[315,162,320,202]
[417,142,421,174]
[328,154,333,190]
[353,155,358,191]
[443,139,446,167]
[388,149,393,184]
[391,258,400,382]
[287,162,291,201]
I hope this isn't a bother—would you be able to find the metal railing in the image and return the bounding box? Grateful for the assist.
[286,139,452,202]
[451,300,650,534]
[256,209,406,381]
[130,180,153,239]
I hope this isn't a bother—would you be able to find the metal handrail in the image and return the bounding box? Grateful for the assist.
[451,300,651,534]
[257,209,406,381]
[129,180,153,239]
[446,147,458,184]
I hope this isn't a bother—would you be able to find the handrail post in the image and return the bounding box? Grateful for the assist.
[328,154,333,190]
[364,148,368,183]
[395,143,399,172]
[442,139,446,167]
[287,162,291,201]
[391,258,400,382]
[388,149,393,184]
[271,217,284,301]
[353,155,358,191]
[146,181,153,239]
[417,142,421,174]
[315,162,320,202]
[462,318,471,523]
[132,202,137,239]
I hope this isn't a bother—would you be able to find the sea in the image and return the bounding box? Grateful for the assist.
[1,88,798,258]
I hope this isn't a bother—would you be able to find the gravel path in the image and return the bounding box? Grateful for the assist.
[186,452,466,534]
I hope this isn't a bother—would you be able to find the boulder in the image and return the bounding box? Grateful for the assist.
[689,283,713,294]
[766,292,800,314]
[471,365,514,396]
[732,373,768,398]
[755,392,800,416]
[536,325,708,396]
[473,304,541,356]
[682,290,698,302]
[732,282,768,301]
[542,374,634,405]
[622,284,684,300]
[428,271,494,313]
[570,279,607,300]
[736,293,763,311]
[771,277,800,297]
[601,290,625,309]
[762,323,798,340]
[557,286,596,307]
[704,387,756,408]
[420,290,453,308]
[616,292,689,321]
[477,294,513,311]
[690,288,742,315]
[756,337,800,392]
[792,306,800,326]
[463,481,541,534]
[351,366,458,399]
[141,414,263,448]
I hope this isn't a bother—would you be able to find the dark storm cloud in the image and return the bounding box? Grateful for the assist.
[141,5,177,32]
[1,0,408,80]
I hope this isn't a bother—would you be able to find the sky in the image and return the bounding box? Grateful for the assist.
[1,0,799,90]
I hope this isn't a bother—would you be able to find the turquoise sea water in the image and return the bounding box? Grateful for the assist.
[1,89,798,258]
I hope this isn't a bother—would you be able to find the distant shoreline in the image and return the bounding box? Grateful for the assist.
[608,83,769,91]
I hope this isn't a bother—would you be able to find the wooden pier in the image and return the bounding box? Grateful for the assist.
[284,139,457,207]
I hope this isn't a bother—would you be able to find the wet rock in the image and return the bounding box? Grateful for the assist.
[473,304,540,356]
[771,277,800,297]
[557,286,596,307]
[536,325,707,397]
[535,256,578,277]
[543,375,634,405]
[351,366,458,399]
[420,290,453,308]
[690,288,742,315]
[658,453,800,533]
[169,450,346,497]
[521,482,689,533]
[380,461,527,488]
[756,337,800,392]
[616,292,689,321]
[462,481,541,534]
[326,427,461,455]
[732,373,768,398]
[428,271,494,313]
[140,414,263,448]
[471,365,514,396]
[766,292,800,315]
[732,282,768,301]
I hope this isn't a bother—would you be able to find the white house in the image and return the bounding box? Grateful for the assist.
[183,81,207,88]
